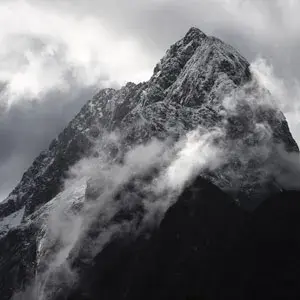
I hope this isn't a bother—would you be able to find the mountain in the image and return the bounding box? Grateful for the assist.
[64,180,300,300]
[0,27,299,300]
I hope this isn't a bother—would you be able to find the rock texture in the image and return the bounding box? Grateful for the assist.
[0,28,299,300]
[0,27,297,223]
[64,179,300,300]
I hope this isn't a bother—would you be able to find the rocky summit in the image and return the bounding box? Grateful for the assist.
[0,28,300,300]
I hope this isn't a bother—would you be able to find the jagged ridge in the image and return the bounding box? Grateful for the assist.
[0,27,299,300]
[0,27,297,223]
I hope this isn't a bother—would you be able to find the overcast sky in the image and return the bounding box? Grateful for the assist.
[0,0,300,200]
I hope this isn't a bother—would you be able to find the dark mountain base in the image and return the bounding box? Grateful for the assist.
[61,177,300,300]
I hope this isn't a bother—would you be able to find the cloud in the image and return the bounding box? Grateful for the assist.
[162,128,224,190]
[0,0,153,103]
[31,0,300,77]
[250,57,300,145]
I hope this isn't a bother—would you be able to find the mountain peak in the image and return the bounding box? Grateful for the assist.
[183,27,207,42]
[151,27,206,87]
[0,27,297,222]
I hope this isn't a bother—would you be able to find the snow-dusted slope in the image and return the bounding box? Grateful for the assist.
[0,27,298,300]
[0,28,297,222]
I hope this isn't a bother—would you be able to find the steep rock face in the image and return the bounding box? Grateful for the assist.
[63,183,300,300]
[0,27,297,223]
[0,28,299,300]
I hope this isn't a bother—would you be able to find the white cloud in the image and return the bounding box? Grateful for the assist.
[163,128,224,190]
[250,57,300,145]
[0,0,153,106]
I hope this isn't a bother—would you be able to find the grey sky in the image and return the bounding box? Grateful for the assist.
[0,0,300,200]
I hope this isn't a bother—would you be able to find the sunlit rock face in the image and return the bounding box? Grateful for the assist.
[0,28,299,300]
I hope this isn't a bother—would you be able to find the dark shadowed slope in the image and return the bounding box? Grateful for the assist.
[63,179,300,300]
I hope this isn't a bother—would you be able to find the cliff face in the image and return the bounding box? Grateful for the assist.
[0,28,299,300]
[1,27,297,222]
[64,180,300,300]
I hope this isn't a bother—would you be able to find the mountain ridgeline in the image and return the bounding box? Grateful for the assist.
[0,28,300,300]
